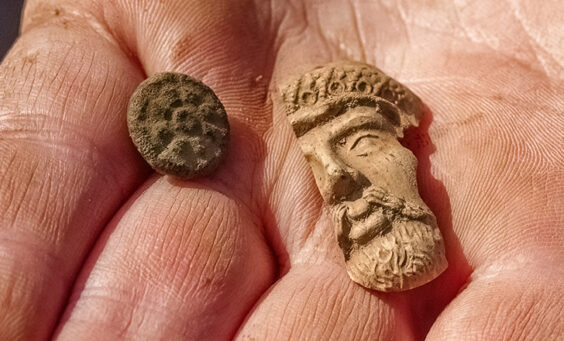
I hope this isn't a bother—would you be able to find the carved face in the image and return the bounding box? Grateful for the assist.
[297,104,445,290]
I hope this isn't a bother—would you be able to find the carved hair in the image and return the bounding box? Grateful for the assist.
[281,61,424,136]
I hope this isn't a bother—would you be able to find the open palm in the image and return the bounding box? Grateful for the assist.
[1,0,562,339]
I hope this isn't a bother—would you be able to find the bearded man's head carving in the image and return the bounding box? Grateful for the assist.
[282,61,447,291]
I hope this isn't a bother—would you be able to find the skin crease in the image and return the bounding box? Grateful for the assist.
[0,0,562,340]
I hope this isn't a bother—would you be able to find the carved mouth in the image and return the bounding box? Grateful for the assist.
[335,196,392,246]
[334,186,435,260]
[346,208,392,244]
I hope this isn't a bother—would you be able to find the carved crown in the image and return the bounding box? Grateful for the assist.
[281,61,423,135]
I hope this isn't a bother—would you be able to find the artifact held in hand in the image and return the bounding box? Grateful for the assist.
[127,72,229,180]
[281,61,447,291]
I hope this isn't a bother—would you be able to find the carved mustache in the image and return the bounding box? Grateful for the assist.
[334,186,435,234]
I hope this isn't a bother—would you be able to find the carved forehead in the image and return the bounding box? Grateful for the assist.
[327,106,397,138]
[290,96,401,138]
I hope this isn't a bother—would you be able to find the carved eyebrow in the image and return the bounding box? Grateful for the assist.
[331,117,382,141]
[349,133,380,150]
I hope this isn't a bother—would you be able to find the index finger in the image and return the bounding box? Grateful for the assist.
[0,1,148,338]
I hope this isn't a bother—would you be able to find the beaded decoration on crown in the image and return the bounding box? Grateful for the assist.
[281,61,423,132]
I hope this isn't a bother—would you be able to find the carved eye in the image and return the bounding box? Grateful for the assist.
[349,133,380,156]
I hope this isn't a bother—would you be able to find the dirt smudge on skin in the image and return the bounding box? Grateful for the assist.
[172,36,193,66]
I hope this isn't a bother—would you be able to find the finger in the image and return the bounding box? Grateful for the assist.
[0,2,149,339]
[54,1,277,338]
[55,177,274,340]
[237,264,413,340]
[427,262,564,339]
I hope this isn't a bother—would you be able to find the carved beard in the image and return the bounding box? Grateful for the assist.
[332,186,446,291]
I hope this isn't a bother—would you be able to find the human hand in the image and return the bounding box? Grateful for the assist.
[1,0,562,339]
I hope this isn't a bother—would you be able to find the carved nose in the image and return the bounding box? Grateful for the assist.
[321,159,359,203]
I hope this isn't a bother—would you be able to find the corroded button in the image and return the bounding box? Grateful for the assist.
[127,72,229,179]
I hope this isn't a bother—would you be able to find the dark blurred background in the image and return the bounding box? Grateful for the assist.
[1,0,25,61]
